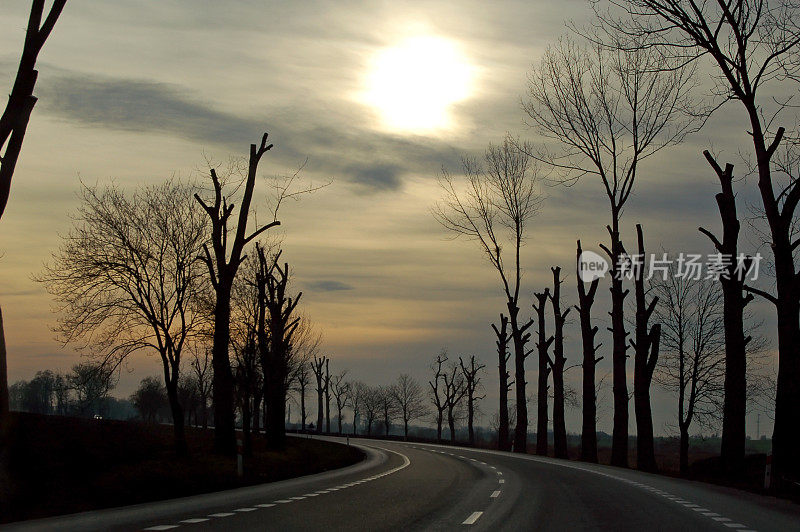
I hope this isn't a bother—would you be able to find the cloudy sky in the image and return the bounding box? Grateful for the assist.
[0,0,782,437]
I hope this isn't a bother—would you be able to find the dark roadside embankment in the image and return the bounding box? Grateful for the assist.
[0,413,364,523]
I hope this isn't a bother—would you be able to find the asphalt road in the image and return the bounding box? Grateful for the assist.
[4,437,800,531]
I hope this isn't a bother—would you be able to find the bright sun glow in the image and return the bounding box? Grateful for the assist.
[364,35,473,133]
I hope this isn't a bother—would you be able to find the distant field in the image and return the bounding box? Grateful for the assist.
[0,413,364,524]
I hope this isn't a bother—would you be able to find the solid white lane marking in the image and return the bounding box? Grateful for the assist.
[208,512,235,517]
[180,518,209,524]
[462,511,484,525]
[144,527,178,531]
[490,490,501,498]
[234,507,257,512]
[257,503,276,508]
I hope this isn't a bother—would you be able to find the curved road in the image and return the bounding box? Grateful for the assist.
[4,437,800,531]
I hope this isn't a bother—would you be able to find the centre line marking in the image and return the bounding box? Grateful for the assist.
[491,490,501,498]
[462,511,484,525]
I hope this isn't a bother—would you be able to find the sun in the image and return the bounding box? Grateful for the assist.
[363,35,473,133]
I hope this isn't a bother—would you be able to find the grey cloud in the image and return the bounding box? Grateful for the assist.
[347,163,403,191]
[308,280,354,292]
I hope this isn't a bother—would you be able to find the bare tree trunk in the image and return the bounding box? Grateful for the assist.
[325,359,330,434]
[301,385,307,431]
[632,224,660,472]
[509,301,532,453]
[607,216,630,468]
[679,422,689,477]
[550,268,570,459]
[534,290,553,456]
[436,411,443,442]
[241,395,252,456]
[211,284,237,454]
[165,379,188,456]
[698,151,752,472]
[448,408,456,443]
[252,393,261,434]
[493,314,512,451]
[0,305,8,431]
[576,241,601,463]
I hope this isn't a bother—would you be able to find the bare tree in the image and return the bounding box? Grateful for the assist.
[598,0,800,491]
[576,240,602,462]
[0,0,67,430]
[492,314,513,451]
[429,351,448,442]
[434,138,544,453]
[293,359,311,431]
[39,180,208,455]
[330,370,351,435]
[69,361,118,418]
[194,133,280,454]
[377,386,398,436]
[523,36,697,466]
[361,385,381,436]
[391,374,428,440]
[190,346,213,429]
[651,274,725,476]
[630,224,661,472]
[549,268,571,459]
[459,356,486,446]
[350,381,366,436]
[311,355,327,434]
[533,290,553,456]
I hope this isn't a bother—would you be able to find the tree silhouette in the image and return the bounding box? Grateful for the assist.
[0,0,67,431]
[39,180,208,455]
[434,138,543,453]
[575,240,601,463]
[549,267,570,459]
[533,290,553,456]
[492,314,513,451]
[459,355,486,446]
[523,37,697,466]
[391,374,428,440]
[195,133,280,455]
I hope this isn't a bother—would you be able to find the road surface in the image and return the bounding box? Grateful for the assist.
[4,437,800,531]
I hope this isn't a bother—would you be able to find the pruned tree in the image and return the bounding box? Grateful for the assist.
[597,0,800,492]
[492,314,513,451]
[0,0,67,430]
[533,289,553,456]
[324,358,331,434]
[258,244,303,447]
[194,133,280,455]
[443,359,467,443]
[429,350,448,442]
[523,35,698,466]
[39,180,208,455]
[630,224,660,472]
[330,370,351,435]
[459,355,486,446]
[434,138,543,453]
[548,268,571,459]
[311,355,327,434]
[391,374,428,440]
[576,240,602,462]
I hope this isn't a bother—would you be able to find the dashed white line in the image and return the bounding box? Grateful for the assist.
[180,518,209,524]
[499,479,505,484]
[490,490,501,498]
[256,504,275,508]
[234,507,257,512]
[208,512,235,517]
[462,511,484,525]
[143,527,178,531]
